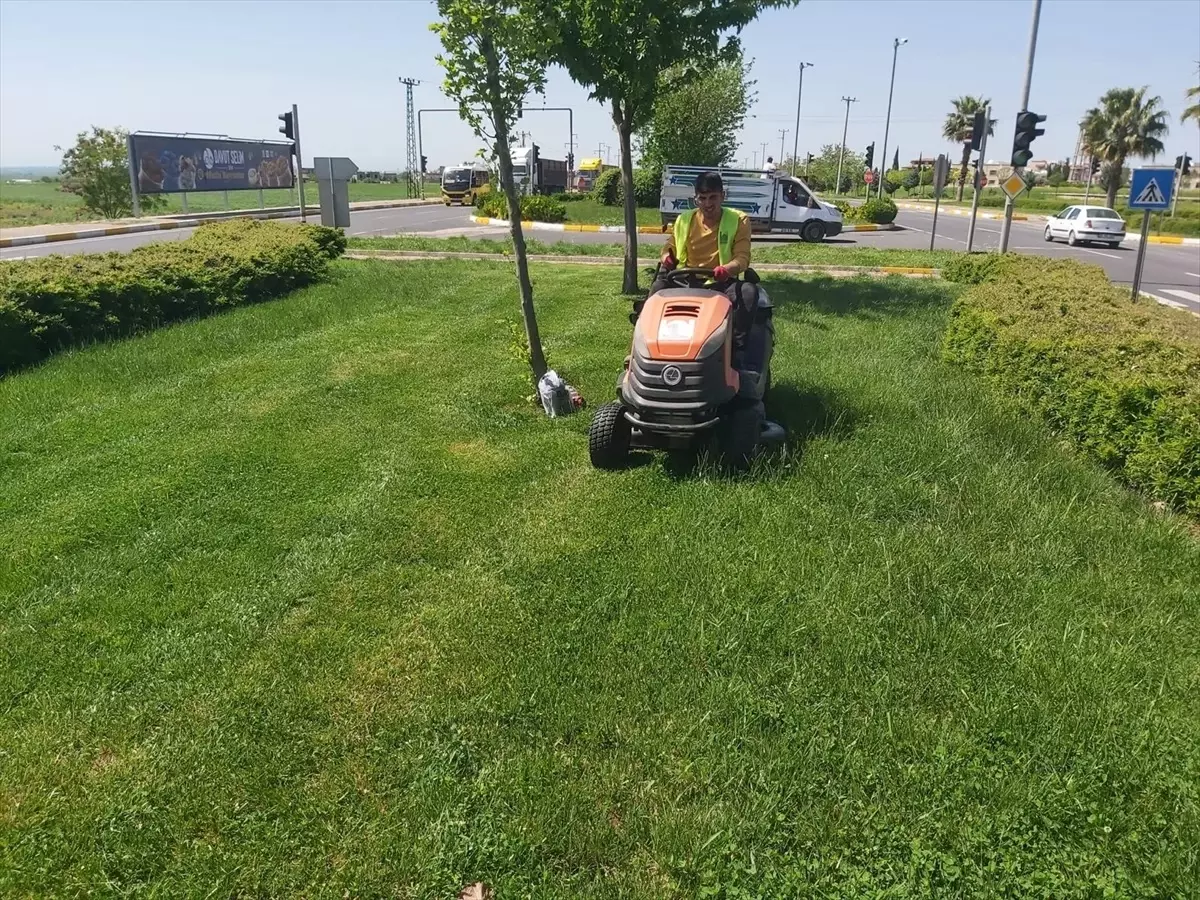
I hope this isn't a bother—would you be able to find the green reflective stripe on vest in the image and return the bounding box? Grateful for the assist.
[674,207,740,268]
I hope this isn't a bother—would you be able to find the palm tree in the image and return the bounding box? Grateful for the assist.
[1080,86,1170,208]
[942,96,995,201]
[1183,84,1200,125]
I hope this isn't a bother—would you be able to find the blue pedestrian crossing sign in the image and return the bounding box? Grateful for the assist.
[1128,167,1176,210]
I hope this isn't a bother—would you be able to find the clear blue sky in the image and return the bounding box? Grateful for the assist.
[2,0,1198,172]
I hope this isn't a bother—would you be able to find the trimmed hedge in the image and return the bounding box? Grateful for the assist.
[592,168,621,206]
[591,168,662,208]
[855,197,898,224]
[0,219,344,375]
[476,193,567,223]
[942,255,1200,516]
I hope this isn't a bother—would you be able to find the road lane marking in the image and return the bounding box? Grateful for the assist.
[1079,247,1121,260]
[1163,289,1200,304]
[1187,272,1200,278]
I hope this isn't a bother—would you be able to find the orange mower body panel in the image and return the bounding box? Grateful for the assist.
[631,290,739,393]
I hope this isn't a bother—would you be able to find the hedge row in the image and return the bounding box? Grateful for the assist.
[592,168,661,208]
[476,193,567,223]
[942,254,1200,516]
[831,197,899,225]
[0,219,345,375]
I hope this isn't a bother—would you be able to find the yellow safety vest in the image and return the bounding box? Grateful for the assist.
[673,207,740,268]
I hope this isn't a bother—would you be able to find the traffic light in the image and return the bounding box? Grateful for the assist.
[566,152,574,170]
[968,109,987,151]
[1090,157,1100,175]
[420,155,427,173]
[1176,153,1192,176]
[278,111,294,142]
[1010,110,1046,168]
[864,142,875,171]
[806,153,814,165]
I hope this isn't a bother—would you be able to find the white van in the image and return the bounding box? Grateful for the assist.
[660,166,843,242]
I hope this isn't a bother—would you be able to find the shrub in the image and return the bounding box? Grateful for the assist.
[629,168,662,207]
[0,219,344,375]
[592,168,621,206]
[942,255,1200,516]
[940,252,1009,285]
[856,197,898,224]
[476,193,567,223]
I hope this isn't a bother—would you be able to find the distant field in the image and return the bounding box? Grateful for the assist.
[0,180,434,229]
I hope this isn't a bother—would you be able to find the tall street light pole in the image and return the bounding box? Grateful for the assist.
[835,96,857,195]
[876,38,907,199]
[792,62,814,176]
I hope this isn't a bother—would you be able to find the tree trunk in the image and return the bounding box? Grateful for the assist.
[1105,161,1120,210]
[481,36,546,385]
[956,143,970,202]
[614,101,639,295]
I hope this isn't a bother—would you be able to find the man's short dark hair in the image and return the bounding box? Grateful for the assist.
[694,171,724,194]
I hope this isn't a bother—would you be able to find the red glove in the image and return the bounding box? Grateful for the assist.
[661,251,677,270]
[713,265,731,282]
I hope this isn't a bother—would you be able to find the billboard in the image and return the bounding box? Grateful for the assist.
[130,134,294,193]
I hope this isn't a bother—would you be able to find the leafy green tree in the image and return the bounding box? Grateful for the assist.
[941,96,994,202]
[57,126,164,219]
[883,168,904,194]
[431,0,552,381]
[1080,86,1170,208]
[902,168,920,191]
[540,0,795,293]
[804,143,862,195]
[637,54,756,178]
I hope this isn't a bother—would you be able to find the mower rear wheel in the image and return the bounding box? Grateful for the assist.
[589,402,632,469]
[717,402,764,471]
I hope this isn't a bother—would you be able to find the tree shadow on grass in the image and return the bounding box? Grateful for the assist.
[768,275,951,319]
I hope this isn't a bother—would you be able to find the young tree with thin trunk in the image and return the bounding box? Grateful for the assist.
[431,0,549,380]
[539,0,795,294]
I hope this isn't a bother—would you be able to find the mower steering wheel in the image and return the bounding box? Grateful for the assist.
[662,266,717,288]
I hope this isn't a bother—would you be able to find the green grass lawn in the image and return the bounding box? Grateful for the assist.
[347,234,960,269]
[562,197,661,227]
[0,180,422,228]
[2,260,1197,897]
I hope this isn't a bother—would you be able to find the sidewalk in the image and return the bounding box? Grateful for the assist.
[0,198,441,248]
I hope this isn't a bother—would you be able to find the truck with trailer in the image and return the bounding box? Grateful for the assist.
[659,166,843,242]
[510,145,569,195]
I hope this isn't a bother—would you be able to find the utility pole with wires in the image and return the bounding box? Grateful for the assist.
[835,96,858,195]
[399,77,421,198]
[760,142,769,168]
[777,129,789,167]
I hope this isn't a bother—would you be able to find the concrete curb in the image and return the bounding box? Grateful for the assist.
[346,248,937,277]
[0,199,442,248]
[895,201,1030,222]
[470,215,667,234]
[469,215,901,235]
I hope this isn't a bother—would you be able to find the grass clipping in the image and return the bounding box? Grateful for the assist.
[942,254,1200,517]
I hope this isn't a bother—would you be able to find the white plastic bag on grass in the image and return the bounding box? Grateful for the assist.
[538,369,575,417]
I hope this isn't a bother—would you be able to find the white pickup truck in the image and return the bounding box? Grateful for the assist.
[660,165,843,242]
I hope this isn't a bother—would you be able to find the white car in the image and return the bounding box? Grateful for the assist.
[1043,205,1126,248]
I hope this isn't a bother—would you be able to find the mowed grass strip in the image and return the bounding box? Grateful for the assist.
[1,260,1197,897]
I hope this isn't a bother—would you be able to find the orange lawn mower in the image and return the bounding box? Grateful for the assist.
[588,266,785,470]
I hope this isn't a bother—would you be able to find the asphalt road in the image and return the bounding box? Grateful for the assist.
[5,202,1198,313]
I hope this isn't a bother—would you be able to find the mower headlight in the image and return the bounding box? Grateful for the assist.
[658,318,695,342]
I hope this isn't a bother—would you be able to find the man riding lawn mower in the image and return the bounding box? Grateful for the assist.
[588,171,785,470]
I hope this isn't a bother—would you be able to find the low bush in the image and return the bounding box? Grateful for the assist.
[559,192,589,201]
[0,219,344,375]
[592,168,621,206]
[476,193,567,223]
[942,255,1200,516]
[628,168,662,207]
[856,197,898,224]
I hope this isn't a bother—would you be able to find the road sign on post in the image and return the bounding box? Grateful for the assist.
[1127,167,1177,302]
[863,170,875,185]
[1000,171,1027,200]
[930,153,951,251]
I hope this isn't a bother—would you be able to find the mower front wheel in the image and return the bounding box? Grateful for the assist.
[589,402,632,469]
